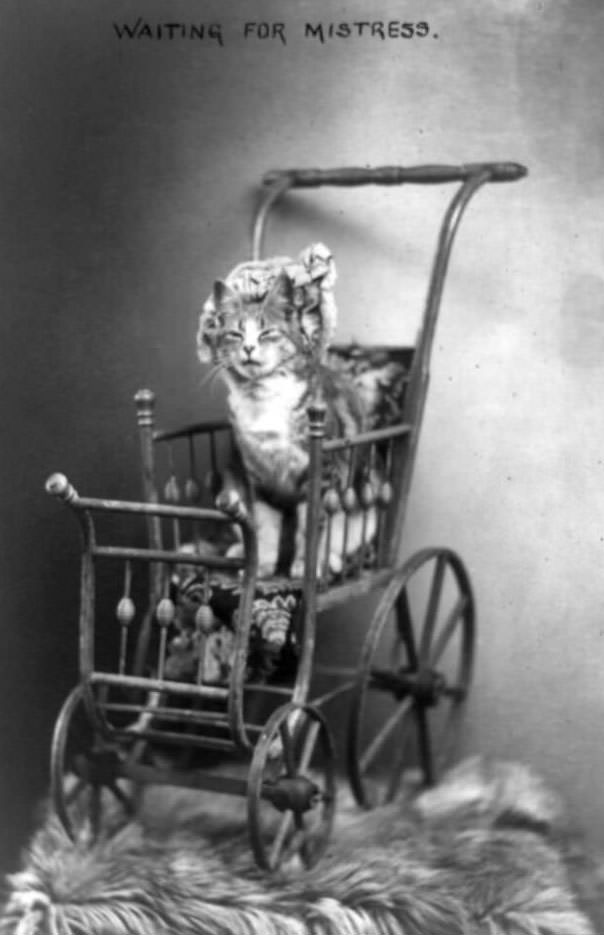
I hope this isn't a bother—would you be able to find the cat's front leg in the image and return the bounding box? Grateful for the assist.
[290,501,342,579]
[216,472,247,560]
[253,499,282,578]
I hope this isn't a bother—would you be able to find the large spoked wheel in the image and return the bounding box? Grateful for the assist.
[348,547,475,809]
[50,684,140,843]
[247,702,336,872]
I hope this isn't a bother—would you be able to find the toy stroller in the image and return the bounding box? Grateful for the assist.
[46,160,527,871]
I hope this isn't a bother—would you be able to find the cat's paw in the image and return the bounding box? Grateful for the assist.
[326,551,343,576]
[257,559,278,579]
[225,542,245,560]
[290,551,343,580]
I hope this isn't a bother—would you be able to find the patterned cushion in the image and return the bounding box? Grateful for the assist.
[166,572,302,685]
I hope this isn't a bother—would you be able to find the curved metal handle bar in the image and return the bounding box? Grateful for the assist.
[412,168,493,391]
[263,162,527,188]
[252,162,527,259]
[45,472,253,533]
[252,173,293,260]
[382,170,495,566]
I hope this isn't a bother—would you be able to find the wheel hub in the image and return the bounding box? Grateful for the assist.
[72,745,121,785]
[261,775,322,813]
[370,666,447,706]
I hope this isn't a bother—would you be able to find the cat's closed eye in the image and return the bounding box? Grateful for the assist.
[224,330,243,343]
[259,328,282,343]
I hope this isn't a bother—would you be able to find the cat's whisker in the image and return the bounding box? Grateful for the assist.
[198,363,227,391]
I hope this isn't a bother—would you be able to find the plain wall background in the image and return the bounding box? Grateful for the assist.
[2,0,604,871]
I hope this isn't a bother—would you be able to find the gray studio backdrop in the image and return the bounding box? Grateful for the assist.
[1,0,603,872]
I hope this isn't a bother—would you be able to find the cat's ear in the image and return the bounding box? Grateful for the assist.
[212,279,240,316]
[264,269,295,318]
[197,281,239,364]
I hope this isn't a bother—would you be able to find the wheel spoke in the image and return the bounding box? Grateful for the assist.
[299,719,321,773]
[270,811,294,869]
[68,721,92,755]
[416,706,433,786]
[384,713,416,803]
[419,555,446,663]
[279,720,297,777]
[396,590,418,669]
[430,595,467,666]
[108,780,135,814]
[63,776,87,807]
[89,784,102,838]
[360,694,414,772]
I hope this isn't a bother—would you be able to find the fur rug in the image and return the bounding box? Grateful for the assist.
[1,757,602,935]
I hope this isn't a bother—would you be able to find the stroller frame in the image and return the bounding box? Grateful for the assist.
[46,160,527,871]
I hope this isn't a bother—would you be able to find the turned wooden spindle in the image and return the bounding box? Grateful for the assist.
[321,486,340,579]
[204,431,221,499]
[134,388,155,428]
[185,435,201,504]
[377,481,393,507]
[164,475,181,503]
[341,487,358,513]
[155,595,175,681]
[195,602,215,684]
[360,479,376,510]
[322,487,341,515]
[134,389,163,604]
[116,562,135,675]
[307,399,327,438]
[134,389,163,556]
[163,447,182,550]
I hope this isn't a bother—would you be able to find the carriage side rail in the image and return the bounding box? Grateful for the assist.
[321,420,412,453]
[45,471,260,751]
[152,418,232,443]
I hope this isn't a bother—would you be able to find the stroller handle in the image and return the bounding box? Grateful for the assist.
[262,162,527,188]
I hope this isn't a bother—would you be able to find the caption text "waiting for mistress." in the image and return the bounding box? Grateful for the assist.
[112,20,437,46]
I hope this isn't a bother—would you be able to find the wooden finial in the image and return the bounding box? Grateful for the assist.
[134,388,155,427]
[45,473,79,504]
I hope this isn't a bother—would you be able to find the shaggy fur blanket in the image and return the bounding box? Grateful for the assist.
[1,757,602,935]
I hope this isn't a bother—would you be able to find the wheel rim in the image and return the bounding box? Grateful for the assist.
[348,547,475,808]
[50,685,138,842]
[247,702,336,872]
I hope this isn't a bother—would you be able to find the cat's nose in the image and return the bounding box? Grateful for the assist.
[242,345,255,357]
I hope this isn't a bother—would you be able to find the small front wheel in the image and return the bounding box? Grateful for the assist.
[50,685,139,842]
[247,702,336,872]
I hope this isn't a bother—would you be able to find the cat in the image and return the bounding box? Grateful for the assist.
[197,244,376,578]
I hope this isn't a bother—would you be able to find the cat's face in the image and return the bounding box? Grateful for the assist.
[198,272,302,381]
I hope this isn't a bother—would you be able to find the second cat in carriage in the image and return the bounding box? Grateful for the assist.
[196,243,403,579]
